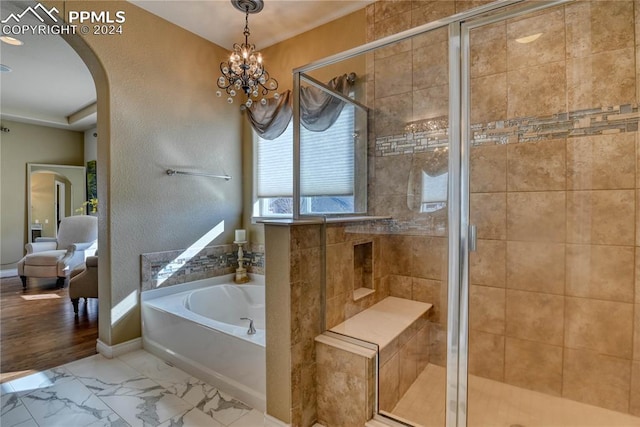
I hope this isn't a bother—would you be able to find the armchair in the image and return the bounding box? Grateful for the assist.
[17,215,97,290]
[69,255,98,315]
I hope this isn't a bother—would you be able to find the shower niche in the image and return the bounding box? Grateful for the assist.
[352,240,373,300]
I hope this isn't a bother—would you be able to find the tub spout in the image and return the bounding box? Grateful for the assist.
[241,317,256,335]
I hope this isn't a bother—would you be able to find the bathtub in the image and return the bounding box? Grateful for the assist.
[141,274,266,411]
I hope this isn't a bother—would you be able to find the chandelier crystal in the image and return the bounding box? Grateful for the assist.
[216,0,279,108]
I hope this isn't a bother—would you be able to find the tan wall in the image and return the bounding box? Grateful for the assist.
[259,10,367,93]
[243,9,368,245]
[0,120,83,270]
[50,0,244,345]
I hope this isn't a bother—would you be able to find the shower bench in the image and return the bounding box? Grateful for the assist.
[315,296,432,426]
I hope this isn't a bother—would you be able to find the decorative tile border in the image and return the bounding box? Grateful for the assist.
[141,243,265,292]
[375,104,639,156]
[344,217,448,237]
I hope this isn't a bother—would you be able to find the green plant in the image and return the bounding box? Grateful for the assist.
[76,198,98,214]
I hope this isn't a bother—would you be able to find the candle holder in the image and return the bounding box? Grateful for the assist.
[234,240,250,284]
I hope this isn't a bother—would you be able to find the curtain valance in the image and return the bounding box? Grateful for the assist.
[246,73,355,140]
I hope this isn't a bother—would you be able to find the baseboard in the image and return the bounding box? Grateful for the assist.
[96,337,142,358]
[264,414,291,427]
[1,269,17,278]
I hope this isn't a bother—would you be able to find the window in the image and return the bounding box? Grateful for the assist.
[420,171,448,213]
[255,103,361,217]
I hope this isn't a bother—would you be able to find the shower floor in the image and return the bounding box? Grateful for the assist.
[390,364,640,427]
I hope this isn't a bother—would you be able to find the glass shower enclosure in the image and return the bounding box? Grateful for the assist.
[292,0,640,425]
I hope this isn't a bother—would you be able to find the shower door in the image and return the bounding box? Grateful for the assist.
[462,1,640,426]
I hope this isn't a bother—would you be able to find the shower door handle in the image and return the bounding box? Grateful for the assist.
[469,224,477,252]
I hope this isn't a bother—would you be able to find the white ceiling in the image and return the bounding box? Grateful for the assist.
[131,0,373,51]
[0,5,97,131]
[0,0,373,132]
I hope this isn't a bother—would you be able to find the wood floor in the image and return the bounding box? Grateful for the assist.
[0,275,98,383]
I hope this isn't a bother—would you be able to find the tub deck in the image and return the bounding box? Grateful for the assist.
[141,276,266,411]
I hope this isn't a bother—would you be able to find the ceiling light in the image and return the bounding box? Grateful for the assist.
[0,36,24,46]
[0,64,12,73]
[216,0,279,108]
[515,33,542,44]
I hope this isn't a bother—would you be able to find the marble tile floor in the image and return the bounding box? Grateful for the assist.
[391,364,640,427]
[0,349,266,427]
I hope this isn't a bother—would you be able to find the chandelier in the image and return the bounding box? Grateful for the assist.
[216,0,279,108]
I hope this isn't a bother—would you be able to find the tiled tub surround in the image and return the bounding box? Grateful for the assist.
[361,0,640,418]
[141,242,264,291]
[141,274,266,412]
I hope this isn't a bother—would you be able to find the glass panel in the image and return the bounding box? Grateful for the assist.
[298,75,367,215]
[310,25,451,426]
[373,27,450,426]
[466,2,640,426]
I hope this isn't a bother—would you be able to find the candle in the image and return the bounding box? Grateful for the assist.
[235,229,246,242]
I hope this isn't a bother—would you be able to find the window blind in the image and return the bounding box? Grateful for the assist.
[257,104,355,198]
[257,123,293,198]
[301,104,354,196]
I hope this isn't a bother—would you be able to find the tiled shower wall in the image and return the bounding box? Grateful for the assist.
[360,0,640,416]
[466,2,639,415]
[325,223,386,329]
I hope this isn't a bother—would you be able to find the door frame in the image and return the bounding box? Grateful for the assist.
[454,1,572,426]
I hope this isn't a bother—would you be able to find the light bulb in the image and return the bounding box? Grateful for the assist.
[269,81,277,89]
[222,66,229,74]
[274,92,280,100]
[261,98,267,105]
[246,99,253,108]
[227,97,233,104]
[253,90,259,97]
[230,89,236,96]
[218,77,225,85]
[216,90,222,97]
